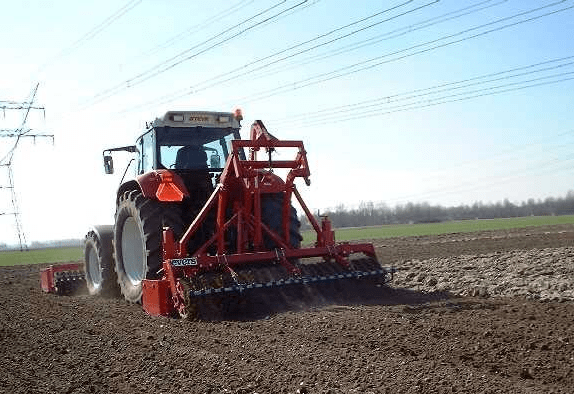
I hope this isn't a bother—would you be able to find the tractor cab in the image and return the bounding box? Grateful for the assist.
[103,110,244,186]
[139,110,244,176]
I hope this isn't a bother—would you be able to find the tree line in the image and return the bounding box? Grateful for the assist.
[300,191,574,229]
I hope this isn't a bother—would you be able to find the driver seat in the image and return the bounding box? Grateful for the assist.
[175,146,208,169]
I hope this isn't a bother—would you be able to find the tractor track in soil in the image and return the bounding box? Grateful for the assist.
[0,224,573,393]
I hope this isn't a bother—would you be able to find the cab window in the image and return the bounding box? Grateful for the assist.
[159,133,235,170]
[139,131,155,174]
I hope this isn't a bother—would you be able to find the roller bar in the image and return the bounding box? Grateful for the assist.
[189,267,395,298]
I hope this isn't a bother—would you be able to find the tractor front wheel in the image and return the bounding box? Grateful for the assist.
[113,190,184,302]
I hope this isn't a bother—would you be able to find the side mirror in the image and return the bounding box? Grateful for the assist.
[103,155,114,174]
[210,154,221,168]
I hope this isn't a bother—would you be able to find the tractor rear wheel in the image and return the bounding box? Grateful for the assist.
[84,227,118,296]
[113,190,184,302]
[261,193,302,249]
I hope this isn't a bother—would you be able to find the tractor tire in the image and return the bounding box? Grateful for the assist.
[84,227,119,296]
[113,190,184,302]
[261,192,303,249]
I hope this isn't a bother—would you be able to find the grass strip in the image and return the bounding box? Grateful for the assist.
[3,215,574,265]
[0,246,83,267]
[302,214,574,244]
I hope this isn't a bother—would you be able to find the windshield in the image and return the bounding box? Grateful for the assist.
[157,128,239,170]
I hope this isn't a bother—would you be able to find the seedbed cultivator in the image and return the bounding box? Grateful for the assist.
[143,121,393,318]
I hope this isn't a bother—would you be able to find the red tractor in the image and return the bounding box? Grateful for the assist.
[44,110,393,318]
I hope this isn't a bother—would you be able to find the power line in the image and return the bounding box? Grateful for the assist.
[166,0,428,94]
[227,0,507,88]
[274,55,574,122]
[0,100,35,105]
[414,132,574,184]
[324,130,574,207]
[318,146,574,210]
[240,1,574,103]
[227,1,574,105]
[118,0,500,114]
[270,55,574,127]
[251,0,508,81]
[131,0,256,60]
[82,0,312,108]
[0,106,44,110]
[1,105,45,119]
[5,165,26,249]
[0,84,53,250]
[0,84,39,250]
[37,0,143,72]
[291,72,574,128]
[0,133,54,140]
[386,155,574,205]
[134,0,318,60]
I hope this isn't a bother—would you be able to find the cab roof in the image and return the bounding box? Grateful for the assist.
[152,111,241,129]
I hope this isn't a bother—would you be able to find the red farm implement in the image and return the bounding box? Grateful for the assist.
[40,263,85,295]
[142,120,392,317]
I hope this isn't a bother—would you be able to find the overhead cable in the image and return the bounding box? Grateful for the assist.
[119,0,502,113]
[291,71,574,128]
[132,0,256,60]
[228,1,574,104]
[270,55,574,126]
[83,0,311,107]
[37,0,143,72]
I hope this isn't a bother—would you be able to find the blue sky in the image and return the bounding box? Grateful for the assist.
[1,0,573,244]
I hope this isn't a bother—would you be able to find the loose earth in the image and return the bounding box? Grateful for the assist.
[1,225,573,393]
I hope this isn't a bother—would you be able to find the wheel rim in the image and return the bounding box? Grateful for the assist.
[121,216,145,285]
[87,246,102,287]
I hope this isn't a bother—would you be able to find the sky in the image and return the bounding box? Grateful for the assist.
[1,0,573,245]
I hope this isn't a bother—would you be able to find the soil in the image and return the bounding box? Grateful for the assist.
[1,224,573,394]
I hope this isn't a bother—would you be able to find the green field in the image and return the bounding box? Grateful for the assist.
[302,214,574,244]
[0,246,83,267]
[2,215,574,266]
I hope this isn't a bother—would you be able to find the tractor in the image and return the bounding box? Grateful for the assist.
[43,110,393,318]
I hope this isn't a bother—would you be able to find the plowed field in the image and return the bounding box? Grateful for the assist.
[1,225,573,394]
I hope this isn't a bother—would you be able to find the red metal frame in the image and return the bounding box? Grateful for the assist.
[142,120,378,317]
[40,263,83,293]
